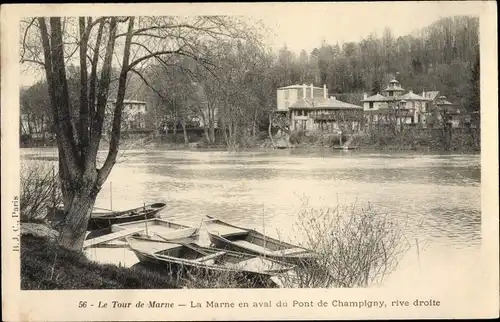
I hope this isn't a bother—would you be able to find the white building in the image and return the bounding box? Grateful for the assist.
[361,79,432,129]
[105,99,148,131]
[276,84,364,133]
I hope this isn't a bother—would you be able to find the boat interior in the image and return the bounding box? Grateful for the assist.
[206,219,302,253]
[150,203,167,208]
[155,245,290,273]
[112,219,192,234]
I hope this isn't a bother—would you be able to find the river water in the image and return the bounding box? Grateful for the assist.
[21,147,481,288]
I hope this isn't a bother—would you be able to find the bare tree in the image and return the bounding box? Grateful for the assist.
[20,16,258,250]
[199,38,275,148]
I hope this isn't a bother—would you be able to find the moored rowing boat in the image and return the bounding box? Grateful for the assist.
[87,202,167,230]
[203,215,316,265]
[126,236,295,287]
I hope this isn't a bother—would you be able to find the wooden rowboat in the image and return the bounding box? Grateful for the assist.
[87,202,167,230]
[203,215,316,265]
[126,236,295,287]
[84,218,198,249]
[112,218,199,242]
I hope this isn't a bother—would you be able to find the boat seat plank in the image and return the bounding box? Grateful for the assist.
[227,256,287,272]
[232,240,275,255]
[269,247,307,256]
[83,228,144,249]
[156,227,198,240]
[194,251,227,262]
[232,240,307,257]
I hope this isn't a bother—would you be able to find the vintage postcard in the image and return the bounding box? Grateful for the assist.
[1,2,498,321]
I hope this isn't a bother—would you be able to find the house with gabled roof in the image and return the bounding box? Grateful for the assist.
[361,79,437,129]
[423,94,468,128]
[275,83,364,133]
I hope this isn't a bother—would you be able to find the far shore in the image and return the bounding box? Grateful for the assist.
[20,142,480,155]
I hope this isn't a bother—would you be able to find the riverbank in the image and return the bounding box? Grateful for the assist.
[21,235,180,290]
[19,127,480,154]
[21,235,271,289]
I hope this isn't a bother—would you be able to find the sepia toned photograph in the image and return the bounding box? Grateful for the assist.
[2,2,498,321]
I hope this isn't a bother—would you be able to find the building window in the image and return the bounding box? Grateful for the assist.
[304,110,308,117]
[369,102,374,109]
[389,92,393,97]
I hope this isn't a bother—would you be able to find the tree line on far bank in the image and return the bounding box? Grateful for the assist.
[21,15,480,149]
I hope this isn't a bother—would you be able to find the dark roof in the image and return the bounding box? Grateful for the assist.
[436,96,454,105]
[382,85,405,92]
[289,97,362,110]
[383,79,405,92]
[361,93,390,102]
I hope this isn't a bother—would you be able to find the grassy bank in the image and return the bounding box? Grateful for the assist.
[21,235,180,290]
[21,235,270,289]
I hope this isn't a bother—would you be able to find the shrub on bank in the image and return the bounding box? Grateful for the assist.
[20,162,62,224]
[355,126,480,152]
[276,200,410,288]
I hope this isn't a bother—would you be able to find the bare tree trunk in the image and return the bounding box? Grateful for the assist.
[58,147,73,213]
[41,115,46,141]
[203,127,210,143]
[181,119,189,144]
[252,108,258,138]
[27,114,33,135]
[209,106,216,144]
[268,113,274,144]
[233,121,238,147]
[57,170,98,249]
[172,119,177,137]
[222,120,230,146]
[209,124,215,144]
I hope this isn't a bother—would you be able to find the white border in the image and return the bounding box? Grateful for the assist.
[1,2,498,321]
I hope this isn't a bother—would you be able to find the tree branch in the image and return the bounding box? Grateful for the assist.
[98,17,135,186]
[129,68,169,102]
[40,17,81,179]
[87,18,105,143]
[126,48,184,71]
[78,17,90,159]
[20,18,37,62]
[20,58,45,67]
[87,17,118,172]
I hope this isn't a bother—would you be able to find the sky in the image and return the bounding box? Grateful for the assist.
[258,1,483,54]
[19,2,485,87]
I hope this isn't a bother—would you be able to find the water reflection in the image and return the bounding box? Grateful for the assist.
[21,148,481,287]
